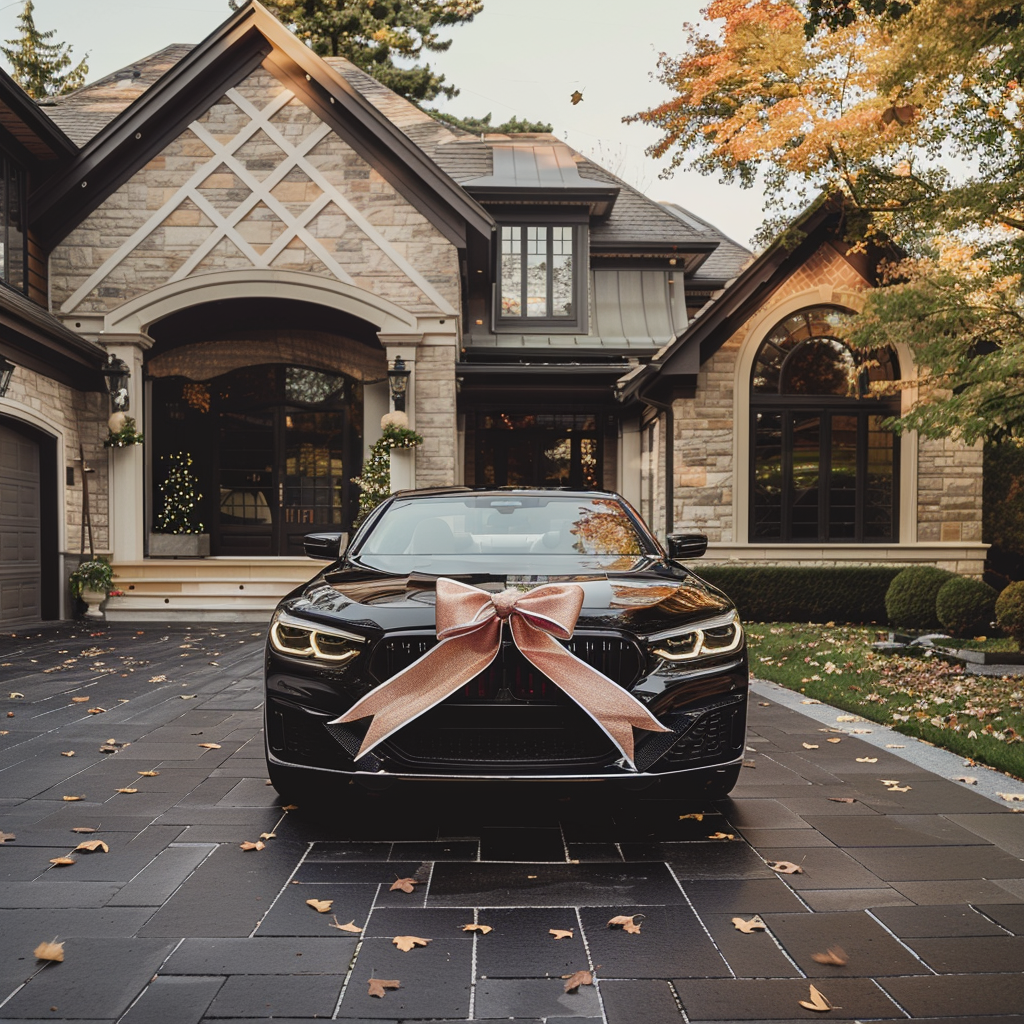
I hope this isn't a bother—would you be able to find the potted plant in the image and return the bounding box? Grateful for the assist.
[104,413,144,448]
[150,452,209,557]
[69,558,113,620]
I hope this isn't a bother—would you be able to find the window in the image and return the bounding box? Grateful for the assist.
[499,225,575,321]
[750,306,900,543]
[0,150,26,293]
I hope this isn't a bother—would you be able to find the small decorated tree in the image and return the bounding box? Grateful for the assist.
[352,417,423,525]
[155,452,204,534]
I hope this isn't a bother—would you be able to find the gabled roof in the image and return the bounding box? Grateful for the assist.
[661,203,752,286]
[0,67,76,163]
[28,1,492,250]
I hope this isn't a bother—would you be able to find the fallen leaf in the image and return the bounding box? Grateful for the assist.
[0,831,15,843]
[239,841,265,851]
[75,840,109,853]
[836,715,857,722]
[607,914,643,934]
[743,759,757,768]
[137,771,159,777]
[768,861,804,874]
[802,743,819,750]
[828,797,856,804]
[280,804,298,811]
[70,827,96,834]
[562,969,593,992]
[811,947,848,966]
[259,832,276,840]
[198,743,221,749]
[392,935,430,952]
[367,978,400,998]
[885,744,905,749]
[115,788,138,794]
[462,923,492,934]
[880,780,901,786]
[62,796,83,802]
[678,813,704,820]
[49,857,75,866]
[888,785,912,793]
[855,757,878,763]
[731,915,765,933]
[708,831,735,840]
[34,941,64,962]
[801,699,821,705]
[954,776,978,785]
[826,738,842,744]
[549,929,574,940]
[390,877,418,893]
[60,751,75,757]
[8,692,24,699]
[6,712,13,717]
[149,675,167,683]
[850,728,872,734]
[70,696,89,703]
[179,694,197,699]
[759,701,771,706]
[306,899,333,913]
[798,983,836,1012]
[329,917,362,933]
[86,708,106,715]
[997,792,1024,802]
[98,745,117,753]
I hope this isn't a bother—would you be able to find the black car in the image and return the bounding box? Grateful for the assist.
[264,488,747,800]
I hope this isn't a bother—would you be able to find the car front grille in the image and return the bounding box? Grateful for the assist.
[370,633,645,704]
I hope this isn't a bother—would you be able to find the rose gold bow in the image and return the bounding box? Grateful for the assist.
[331,577,670,768]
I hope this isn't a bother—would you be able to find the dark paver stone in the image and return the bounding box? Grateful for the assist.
[755,848,885,889]
[479,826,566,862]
[254,883,378,936]
[205,973,342,1018]
[293,860,424,884]
[879,974,1024,1017]
[974,902,1024,933]
[720,800,811,830]
[802,815,991,848]
[107,844,213,906]
[684,878,808,915]
[301,842,393,862]
[0,881,120,908]
[946,812,1024,857]
[472,908,585,977]
[872,904,1008,937]
[389,840,478,861]
[797,888,913,912]
[120,975,224,1024]
[163,936,353,974]
[427,862,687,907]
[906,935,1024,973]
[473,978,601,1019]
[737,829,835,849]
[598,979,684,1023]
[666,841,775,880]
[701,914,801,979]
[579,906,729,979]
[362,906,474,938]
[851,844,1024,881]
[673,977,902,1020]
[892,878,1024,904]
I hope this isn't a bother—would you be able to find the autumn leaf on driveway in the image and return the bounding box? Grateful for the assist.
[61,751,75,757]
[239,841,265,852]
[997,792,1024,802]
[71,696,89,703]
[708,832,735,840]
[198,743,221,749]
[767,860,804,874]
[802,743,819,750]
[49,857,75,867]
[954,776,977,785]
[731,916,765,933]
[62,796,83,802]
[75,840,109,853]
[329,917,362,933]
[306,899,333,913]
[549,929,574,940]
[462,924,492,934]
[87,707,106,715]
[137,771,159,777]
[855,757,878,763]
[34,941,64,962]
[811,946,848,966]
[389,877,418,893]
[392,935,430,951]
[70,827,96,834]
[828,797,856,803]
[562,969,593,992]
[367,978,400,998]
[280,804,299,811]
[0,832,15,843]
[115,788,138,794]
[799,983,837,1011]
[678,813,704,820]
[607,914,643,934]
[826,738,842,744]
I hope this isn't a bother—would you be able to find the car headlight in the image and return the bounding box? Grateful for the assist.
[647,610,743,662]
[269,611,365,664]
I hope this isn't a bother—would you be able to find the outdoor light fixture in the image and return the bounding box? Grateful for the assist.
[0,355,14,398]
[387,354,410,412]
[101,354,131,410]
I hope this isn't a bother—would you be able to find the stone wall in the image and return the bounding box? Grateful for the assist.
[412,335,458,488]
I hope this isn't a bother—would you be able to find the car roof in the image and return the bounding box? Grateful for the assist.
[391,487,623,500]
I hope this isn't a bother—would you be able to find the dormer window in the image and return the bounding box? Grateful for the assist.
[499,224,576,322]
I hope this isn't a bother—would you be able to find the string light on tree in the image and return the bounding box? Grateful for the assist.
[155,452,204,535]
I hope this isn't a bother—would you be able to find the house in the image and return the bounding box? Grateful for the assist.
[0,1,984,625]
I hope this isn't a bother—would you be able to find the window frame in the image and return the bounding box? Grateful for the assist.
[0,145,27,295]
[493,213,588,333]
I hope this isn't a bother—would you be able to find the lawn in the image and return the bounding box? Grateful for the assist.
[745,623,1024,781]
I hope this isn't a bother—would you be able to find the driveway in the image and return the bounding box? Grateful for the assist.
[1,623,1023,1023]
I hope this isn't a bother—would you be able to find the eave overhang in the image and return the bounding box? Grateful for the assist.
[0,68,77,165]
[464,184,619,217]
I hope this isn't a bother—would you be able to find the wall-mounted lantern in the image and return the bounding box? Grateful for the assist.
[0,355,14,398]
[387,354,410,413]
[101,354,131,410]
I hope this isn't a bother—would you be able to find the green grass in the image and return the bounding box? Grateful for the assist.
[929,636,1020,653]
[746,623,1024,780]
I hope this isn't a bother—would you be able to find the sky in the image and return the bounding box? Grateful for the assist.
[0,0,768,248]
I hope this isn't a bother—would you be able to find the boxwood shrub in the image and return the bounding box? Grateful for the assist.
[995,580,1024,649]
[692,566,903,624]
[935,576,998,638]
[884,565,956,630]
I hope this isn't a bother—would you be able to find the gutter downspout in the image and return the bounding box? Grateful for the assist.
[641,393,674,538]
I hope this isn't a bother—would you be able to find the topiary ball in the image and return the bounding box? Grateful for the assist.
[935,576,998,638]
[884,565,956,630]
[995,580,1024,650]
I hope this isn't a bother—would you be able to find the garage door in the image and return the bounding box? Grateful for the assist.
[0,422,41,625]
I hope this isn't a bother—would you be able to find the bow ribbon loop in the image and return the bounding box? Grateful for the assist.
[332,577,669,768]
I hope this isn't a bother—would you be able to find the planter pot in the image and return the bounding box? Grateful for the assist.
[81,586,106,620]
[149,533,210,558]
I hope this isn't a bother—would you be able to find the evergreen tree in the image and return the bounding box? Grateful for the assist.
[1,0,88,99]
[155,453,205,534]
[426,110,553,134]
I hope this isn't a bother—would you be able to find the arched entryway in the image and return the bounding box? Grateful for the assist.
[146,297,386,556]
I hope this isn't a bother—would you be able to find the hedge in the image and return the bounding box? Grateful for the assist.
[693,565,904,624]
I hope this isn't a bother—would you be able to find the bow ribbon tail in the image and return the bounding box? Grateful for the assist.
[510,617,670,769]
[330,618,501,759]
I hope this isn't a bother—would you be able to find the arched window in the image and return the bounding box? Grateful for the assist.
[750,306,900,543]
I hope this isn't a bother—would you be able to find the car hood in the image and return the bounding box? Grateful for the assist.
[283,557,734,637]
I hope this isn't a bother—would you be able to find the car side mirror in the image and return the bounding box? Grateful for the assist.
[302,532,347,560]
[667,533,708,560]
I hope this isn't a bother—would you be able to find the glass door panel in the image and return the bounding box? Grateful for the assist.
[828,414,858,539]
[752,411,783,540]
[216,409,275,555]
[864,415,895,539]
[789,414,821,540]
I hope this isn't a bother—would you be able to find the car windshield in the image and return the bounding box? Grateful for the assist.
[354,494,652,572]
